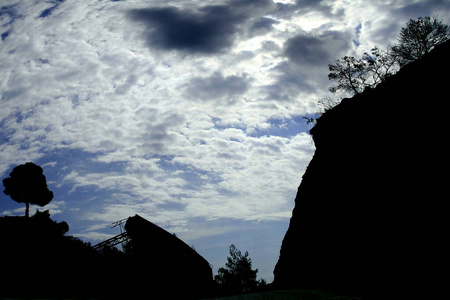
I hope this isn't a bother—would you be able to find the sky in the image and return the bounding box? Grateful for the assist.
[1,0,448,282]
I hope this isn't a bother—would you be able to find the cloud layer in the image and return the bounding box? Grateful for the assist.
[1,0,448,281]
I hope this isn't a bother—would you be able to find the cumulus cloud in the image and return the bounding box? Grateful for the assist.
[1,200,66,217]
[284,30,351,66]
[257,28,354,104]
[249,16,279,37]
[185,72,252,103]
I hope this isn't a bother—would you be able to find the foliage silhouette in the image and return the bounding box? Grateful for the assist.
[363,46,399,86]
[328,47,400,97]
[324,15,449,110]
[2,162,53,217]
[214,244,259,295]
[328,56,367,95]
[31,209,69,235]
[391,16,450,66]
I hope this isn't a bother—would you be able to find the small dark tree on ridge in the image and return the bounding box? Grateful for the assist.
[215,244,259,294]
[2,162,53,217]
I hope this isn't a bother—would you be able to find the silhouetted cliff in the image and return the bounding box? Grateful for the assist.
[274,40,449,297]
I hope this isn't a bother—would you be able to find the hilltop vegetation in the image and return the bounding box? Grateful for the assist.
[318,16,450,112]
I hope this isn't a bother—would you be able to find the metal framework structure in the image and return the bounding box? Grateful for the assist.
[111,217,128,233]
[92,217,130,250]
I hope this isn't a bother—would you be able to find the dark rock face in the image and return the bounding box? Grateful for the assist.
[273,40,449,296]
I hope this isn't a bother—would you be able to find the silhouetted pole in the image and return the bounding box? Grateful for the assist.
[25,202,29,218]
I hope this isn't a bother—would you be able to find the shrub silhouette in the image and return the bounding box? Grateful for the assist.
[392,16,450,66]
[2,162,53,217]
[214,244,258,295]
[327,16,449,99]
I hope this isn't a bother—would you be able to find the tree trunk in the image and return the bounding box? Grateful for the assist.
[25,202,29,217]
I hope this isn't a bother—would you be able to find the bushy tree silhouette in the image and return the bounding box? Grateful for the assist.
[328,56,367,95]
[363,46,399,86]
[214,244,258,294]
[326,16,449,102]
[2,162,53,217]
[392,16,450,66]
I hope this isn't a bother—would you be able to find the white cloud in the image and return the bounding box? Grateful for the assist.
[1,201,66,217]
[74,232,115,242]
[1,0,445,282]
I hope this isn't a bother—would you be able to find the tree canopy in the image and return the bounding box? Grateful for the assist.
[328,56,367,95]
[391,16,450,66]
[2,162,54,217]
[214,244,259,294]
[327,16,449,97]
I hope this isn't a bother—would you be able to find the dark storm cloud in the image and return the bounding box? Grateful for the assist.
[284,35,331,66]
[127,0,276,54]
[128,6,245,54]
[249,17,279,37]
[185,72,252,102]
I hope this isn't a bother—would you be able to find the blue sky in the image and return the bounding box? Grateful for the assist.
[1,0,448,282]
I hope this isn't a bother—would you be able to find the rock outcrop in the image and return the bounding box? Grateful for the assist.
[274,40,449,296]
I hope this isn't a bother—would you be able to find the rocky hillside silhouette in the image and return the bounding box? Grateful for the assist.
[0,213,215,299]
[0,214,131,299]
[273,40,449,297]
[0,212,217,299]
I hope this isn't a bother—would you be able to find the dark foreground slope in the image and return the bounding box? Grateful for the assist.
[0,214,214,299]
[0,215,127,299]
[274,40,449,297]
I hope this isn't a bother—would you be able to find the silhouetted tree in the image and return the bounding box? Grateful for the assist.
[214,244,258,294]
[363,46,399,85]
[2,162,53,217]
[326,16,448,102]
[391,16,450,66]
[328,48,399,97]
[328,56,367,95]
